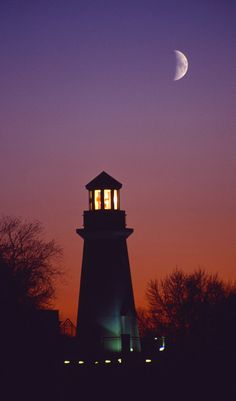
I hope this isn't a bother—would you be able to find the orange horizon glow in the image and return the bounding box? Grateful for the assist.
[53,171,236,324]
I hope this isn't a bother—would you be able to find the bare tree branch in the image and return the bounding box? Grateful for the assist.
[0,215,63,310]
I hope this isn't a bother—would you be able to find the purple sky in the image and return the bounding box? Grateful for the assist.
[1,1,236,322]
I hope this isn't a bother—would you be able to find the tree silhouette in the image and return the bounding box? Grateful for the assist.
[0,216,63,379]
[139,268,236,353]
[0,215,63,312]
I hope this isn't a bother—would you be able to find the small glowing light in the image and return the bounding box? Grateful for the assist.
[78,360,85,364]
[159,336,165,351]
[94,361,99,365]
[64,360,70,364]
[118,358,122,364]
[145,359,152,363]
[154,337,158,341]
[105,360,111,364]
[130,347,133,352]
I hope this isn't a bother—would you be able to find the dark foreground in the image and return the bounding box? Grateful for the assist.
[2,349,235,401]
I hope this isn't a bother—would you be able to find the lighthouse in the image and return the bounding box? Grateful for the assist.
[76,171,140,354]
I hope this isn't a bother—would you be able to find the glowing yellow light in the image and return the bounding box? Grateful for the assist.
[94,361,99,365]
[64,360,70,364]
[105,360,111,364]
[130,347,133,352]
[113,190,118,210]
[159,346,165,351]
[104,189,111,209]
[118,358,122,364]
[78,360,85,365]
[145,359,152,363]
[94,190,101,210]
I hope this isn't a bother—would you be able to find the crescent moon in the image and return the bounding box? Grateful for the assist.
[174,50,188,81]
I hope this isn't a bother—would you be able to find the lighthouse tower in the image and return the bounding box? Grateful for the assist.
[76,171,140,354]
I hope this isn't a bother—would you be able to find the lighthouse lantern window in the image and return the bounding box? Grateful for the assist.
[113,190,119,210]
[94,190,101,210]
[91,188,120,210]
[89,191,93,210]
[104,189,111,209]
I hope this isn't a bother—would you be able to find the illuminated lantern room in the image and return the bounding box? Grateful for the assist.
[86,171,122,211]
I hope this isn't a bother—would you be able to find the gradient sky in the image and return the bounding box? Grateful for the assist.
[1,0,236,323]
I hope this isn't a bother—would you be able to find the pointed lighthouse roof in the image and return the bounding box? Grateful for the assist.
[85,171,122,190]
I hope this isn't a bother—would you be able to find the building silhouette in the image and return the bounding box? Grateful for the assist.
[76,171,140,354]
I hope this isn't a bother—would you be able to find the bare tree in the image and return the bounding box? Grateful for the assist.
[139,268,236,347]
[0,215,63,311]
[136,307,154,337]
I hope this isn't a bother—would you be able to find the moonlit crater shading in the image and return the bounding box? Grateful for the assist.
[174,50,189,81]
